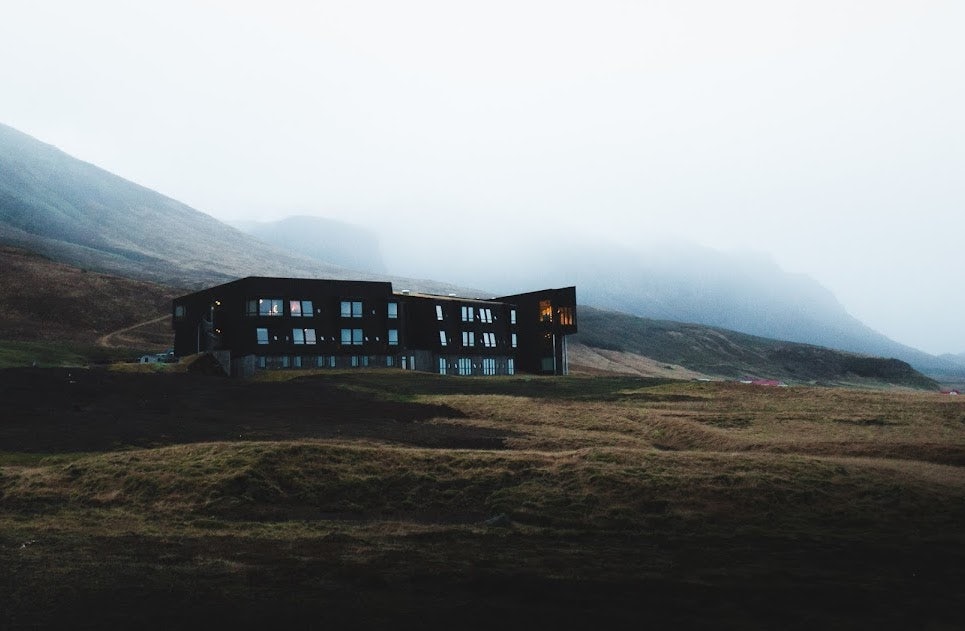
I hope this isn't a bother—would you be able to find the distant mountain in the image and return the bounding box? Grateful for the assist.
[231,216,387,274]
[573,305,937,389]
[0,123,464,295]
[456,240,962,378]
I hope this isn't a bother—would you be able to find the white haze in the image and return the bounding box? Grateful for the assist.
[1,1,963,354]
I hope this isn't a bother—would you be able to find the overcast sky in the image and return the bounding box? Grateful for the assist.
[2,1,963,354]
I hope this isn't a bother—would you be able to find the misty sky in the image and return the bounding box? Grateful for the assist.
[2,1,963,354]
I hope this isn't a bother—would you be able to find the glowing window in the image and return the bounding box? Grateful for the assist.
[558,307,574,326]
[539,300,553,323]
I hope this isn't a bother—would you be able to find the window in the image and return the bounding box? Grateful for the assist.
[479,308,493,323]
[293,356,302,368]
[341,300,363,318]
[482,358,496,376]
[340,328,363,345]
[351,355,359,367]
[482,332,496,348]
[256,328,269,345]
[461,306,474,322]
[439,331,447,346]
[507,358,515,375]
[458,358,473,376]
[248,298,283,316]
[539,300,553,323]
[257,356,267,369]
[388,329,399,346]
[435,305,444,321]
[387,302,398,319]
[294,328,316,345]
[174,305,185,320]
[438,357,447,375]
[290,300,314,317]
[510,309,517,325]
[511,333,518,348]
[462,331,475,347]
[387,356,394,367]
[558,306,575,326]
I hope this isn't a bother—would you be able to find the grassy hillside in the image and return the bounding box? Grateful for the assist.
[0,246,939,389]
[1,369,963,628]
[574,305,938,389]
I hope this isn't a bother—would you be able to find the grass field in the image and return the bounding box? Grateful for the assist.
[1,368,963,628]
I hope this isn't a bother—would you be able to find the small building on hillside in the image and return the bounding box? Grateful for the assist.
[171,277,577,377]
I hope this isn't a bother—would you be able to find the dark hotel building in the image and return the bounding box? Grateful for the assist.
[172,277,577,377]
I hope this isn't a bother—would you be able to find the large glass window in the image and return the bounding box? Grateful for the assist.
[539,300,553,323]
[293,328,316,345]
[462,331,475,347]
[290,300,314,317]
[387,302,398,319]
[248,298,283,316]
[461,306,474,322]
[388,329,399,346]
[458,358,472,376]
[558,307,575,326]
[438,357,447,375]
[341,301,363,318]
[256,328,269,345]
[479,308,493,323]
[482,358,496,375]
[507,358,515,375]
[482,332,496,348]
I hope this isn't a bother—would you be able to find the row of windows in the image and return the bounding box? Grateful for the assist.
[257,327,515,349]
[256,328,398,346]
[258,355,395,369]
[443,357,512,376]
[246,298,399,319]
[442,331,516,348]
[254,355,515,374]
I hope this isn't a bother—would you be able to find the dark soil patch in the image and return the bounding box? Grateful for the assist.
[0,368,512,452]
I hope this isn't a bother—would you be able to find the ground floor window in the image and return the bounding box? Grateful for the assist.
[482,357,496,375]
[507,358,515,375]
[458,358,472,376]
[439,357,447,375]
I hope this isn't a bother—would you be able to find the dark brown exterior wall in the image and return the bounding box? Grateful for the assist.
[172,277,575,376]
[496,287,577,375]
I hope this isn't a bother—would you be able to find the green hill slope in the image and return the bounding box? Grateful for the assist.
[574,305,937,389]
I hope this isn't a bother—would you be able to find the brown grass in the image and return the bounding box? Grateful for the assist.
[1,370,963,628]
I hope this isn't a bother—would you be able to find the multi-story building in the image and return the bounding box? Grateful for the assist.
[171,277,576,377]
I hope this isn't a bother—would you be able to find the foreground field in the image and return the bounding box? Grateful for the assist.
[1,369,963,628]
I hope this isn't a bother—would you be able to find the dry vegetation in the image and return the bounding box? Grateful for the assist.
[1,369,963,628]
